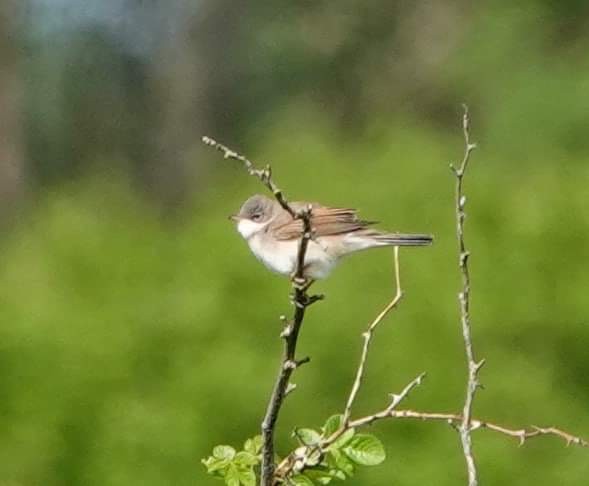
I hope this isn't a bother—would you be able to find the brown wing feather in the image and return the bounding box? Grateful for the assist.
[271,203,376,240]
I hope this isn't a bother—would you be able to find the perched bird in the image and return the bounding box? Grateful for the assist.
[230,194,432,281]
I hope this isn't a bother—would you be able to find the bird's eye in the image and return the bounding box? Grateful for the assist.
[252,213,262,221]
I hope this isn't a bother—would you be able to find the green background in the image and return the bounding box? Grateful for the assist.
[1,2,588,485]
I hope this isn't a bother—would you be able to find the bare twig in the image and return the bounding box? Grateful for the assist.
[326,372,426,448]
[343,246,403,424]
[202,136,322,486]
[449,105,483,486]
[344,373,427,429]
[202,136,296,218]
[350,409,588,448]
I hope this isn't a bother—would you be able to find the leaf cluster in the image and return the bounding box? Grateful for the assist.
[288,414,385,485]
[203,416,385,485]
[202,436,263,486]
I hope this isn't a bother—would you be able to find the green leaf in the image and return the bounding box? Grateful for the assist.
[224,463,241,486]
[291,474,315,485]
[296,428,321,446]
[244,439,255,455]
[253,435,263,451]
[322,415,343,438]
[304,468,334,484]
[237,468,256,486]
[343,434,386,466]
[329,468,346,481]
[306,447,322,467]
[330,427,355,450]
[244,435,263,455]
[214,445,236,461]
[235,451,259,467]
[202,456,230,474]
[327,449,355,477]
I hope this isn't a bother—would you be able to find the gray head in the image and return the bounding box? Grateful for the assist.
[231,194,276,239]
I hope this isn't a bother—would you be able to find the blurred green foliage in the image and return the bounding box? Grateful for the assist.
[1,1,589,485]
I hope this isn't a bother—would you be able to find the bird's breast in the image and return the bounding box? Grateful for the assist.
[246,234,338,279]
[248,234,297,275]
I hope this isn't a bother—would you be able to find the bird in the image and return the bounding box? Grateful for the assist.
[230,194,432,281]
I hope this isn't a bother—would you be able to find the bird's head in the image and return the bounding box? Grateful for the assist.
[230,194,276,239]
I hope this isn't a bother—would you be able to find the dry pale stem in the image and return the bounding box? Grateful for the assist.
[326,372,426,448]
[343,246,403,424]
[450,105,482,486]
[352,409,588,448]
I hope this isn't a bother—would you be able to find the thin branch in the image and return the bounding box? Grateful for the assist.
[350,408,588,448]
[325,372,426,448]
[450,105,483,486]
[260,209,314,486]
[343,245,403,424]
[344,373,427,429]
[202,136,296,218]
[202,136,322,486]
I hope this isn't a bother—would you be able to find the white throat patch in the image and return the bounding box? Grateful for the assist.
[237,219,266,240]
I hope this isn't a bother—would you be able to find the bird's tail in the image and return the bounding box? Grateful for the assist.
[370,232,433,247]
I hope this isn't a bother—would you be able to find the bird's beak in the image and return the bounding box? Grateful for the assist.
[228,214,240,222]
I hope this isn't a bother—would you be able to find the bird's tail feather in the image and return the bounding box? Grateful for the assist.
[371,232,433,247]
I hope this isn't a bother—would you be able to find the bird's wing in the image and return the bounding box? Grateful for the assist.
[271,202,376,241]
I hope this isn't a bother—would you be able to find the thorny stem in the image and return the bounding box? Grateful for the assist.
[202,136,322,486]
[450,105,483,486]
[343,246,403,424]
[350,409,588,448]
[326,372,426,449]
[261,209,317,486]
